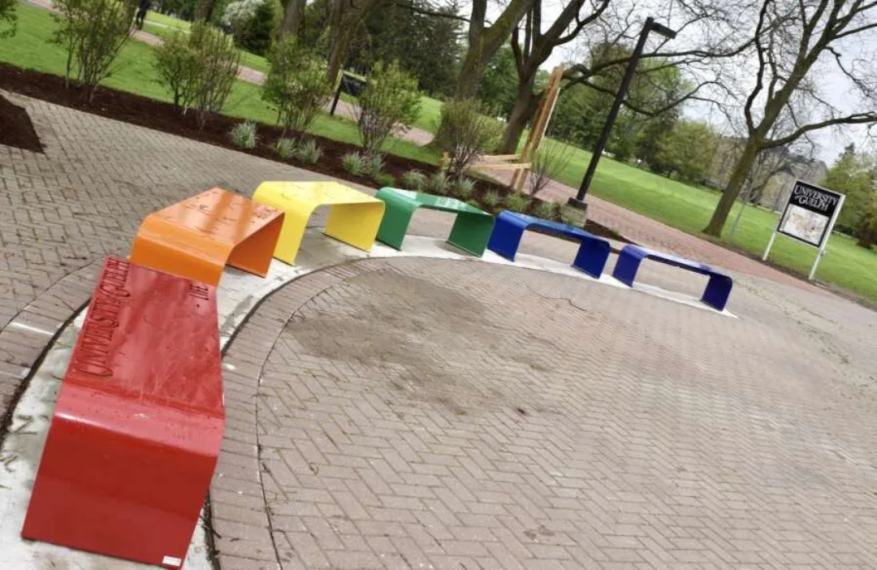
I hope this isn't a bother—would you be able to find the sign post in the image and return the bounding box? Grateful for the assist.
[330,73,367,116]
[763,180,845,281]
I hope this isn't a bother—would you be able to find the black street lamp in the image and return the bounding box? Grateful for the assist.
[567,17,677,211]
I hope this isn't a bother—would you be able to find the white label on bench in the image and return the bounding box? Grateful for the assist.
[162,555,183,567]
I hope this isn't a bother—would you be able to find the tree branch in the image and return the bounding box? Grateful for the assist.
[767,112,877,148]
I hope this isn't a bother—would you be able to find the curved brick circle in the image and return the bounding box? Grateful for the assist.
[212,256,877,570]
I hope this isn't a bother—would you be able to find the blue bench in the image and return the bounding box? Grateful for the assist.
[487,211,611,278]
[612,245,733,311]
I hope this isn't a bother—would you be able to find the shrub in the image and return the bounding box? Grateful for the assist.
[188,21,240,128]
[504,191,530,213]
[230,121,257,148]
[425,171,450,195]
[453,178,475,200]
[154,30,197,110]
[375,173,396,187]
[342,152,365,176]
[367,153,385,177]
[52,0,135,102]
[534,201,559,220]
[437,98,502,179]
[274,137,296,159]
[483,189,501,208]
[295,139,323,164]
[401,170,426,191]
[528,139,575,196]
[223,0,280,56]
[357,61,421,157]
[0,0,17,38]
[562,215,581,228]
[263,37,333,136]
[467,199,480,209]
[856,194,877,249]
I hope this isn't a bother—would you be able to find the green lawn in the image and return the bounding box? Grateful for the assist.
[0,3,437,164]
[413,94,443,133]
[548,141,877,302]
[4,4,876,302]
[144,12,191,32]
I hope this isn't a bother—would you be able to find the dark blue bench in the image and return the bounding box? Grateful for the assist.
[612,245,733,311]
[487,211,611,278]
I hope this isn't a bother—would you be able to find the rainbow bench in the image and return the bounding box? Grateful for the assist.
[488,211,612,278]
[23,257,224,568]
[612,245,733,311]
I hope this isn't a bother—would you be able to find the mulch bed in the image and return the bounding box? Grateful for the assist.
[0,93,43,153]
[0,62,628,242]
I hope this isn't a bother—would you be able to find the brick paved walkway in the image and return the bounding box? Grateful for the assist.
[3,92,877,570]
[214,257,877,570]
[0,92,608,423]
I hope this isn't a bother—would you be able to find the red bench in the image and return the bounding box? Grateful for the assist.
[22,257,224,568]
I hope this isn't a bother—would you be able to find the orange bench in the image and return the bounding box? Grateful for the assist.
[130,188,284,285]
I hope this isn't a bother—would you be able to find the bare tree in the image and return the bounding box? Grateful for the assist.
[455,0,537,98]
[496,0,611,153]
[704,0,877,236]
[497,0,751,154]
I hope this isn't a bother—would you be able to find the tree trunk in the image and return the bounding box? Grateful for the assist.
[281,0,306,37]
[196,0,214,21]
[703,138,760,236]
[498,76,538,153]
[327,25,354,85]
[454,46,489,99]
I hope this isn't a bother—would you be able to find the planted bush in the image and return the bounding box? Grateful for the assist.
[263,37,333,136]
[425,171,450,195]
[505,191,530,213]
[188,21,240,128]
[230,121,257,148]
[402,170,426,190]
[274,137,296,159]
[52,0,135,102]
[342,152,365,176]
[154,30,196,110]
[437,98,502,180]
[357,61,421,157]
[375,173,396,188]
[483,189,501,209]
[223,0,280,56]
[296,139,323,164]
[367,153,385,178]
[534,201,559,220]
[453,178,476,200]
[1,0,17,38]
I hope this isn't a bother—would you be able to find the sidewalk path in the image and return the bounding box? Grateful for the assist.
[2,89,877,570]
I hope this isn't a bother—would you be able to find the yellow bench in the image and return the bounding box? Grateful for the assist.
[253,181,385,265]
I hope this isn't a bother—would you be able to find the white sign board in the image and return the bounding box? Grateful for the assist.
[763,180,845,280]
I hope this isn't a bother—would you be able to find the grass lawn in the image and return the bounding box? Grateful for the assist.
[4,4,876,301]
[548,141,877,302]
[0,2,438,165]
[144,12,191,32]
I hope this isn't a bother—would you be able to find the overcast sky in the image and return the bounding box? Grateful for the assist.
[477,0,877,166]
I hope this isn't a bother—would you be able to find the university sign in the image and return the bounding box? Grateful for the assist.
[764,180,845,280]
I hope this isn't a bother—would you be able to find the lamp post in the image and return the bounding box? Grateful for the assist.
[567,17,677,211]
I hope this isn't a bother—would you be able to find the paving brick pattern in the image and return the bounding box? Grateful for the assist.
[0,92,605,424]
[213,256,877,570]
[4,91,877,570]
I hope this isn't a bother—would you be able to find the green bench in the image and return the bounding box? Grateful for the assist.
[374,188,495,256]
